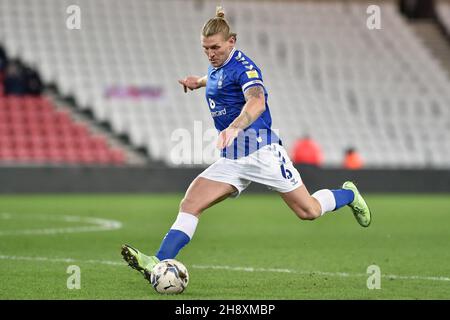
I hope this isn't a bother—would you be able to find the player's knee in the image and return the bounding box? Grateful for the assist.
[295,206,320,221]
[179,197,203,216]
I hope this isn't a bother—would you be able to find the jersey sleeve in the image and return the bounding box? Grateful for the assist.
[236,66,265,94]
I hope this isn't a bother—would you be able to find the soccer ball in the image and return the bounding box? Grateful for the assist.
[150,259,189,294]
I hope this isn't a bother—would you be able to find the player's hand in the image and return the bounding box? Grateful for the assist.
[217,126,242,149]
[178,76,202,93]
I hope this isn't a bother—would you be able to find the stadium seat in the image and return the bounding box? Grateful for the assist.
[0,0,448,168]
[0,94,127,165]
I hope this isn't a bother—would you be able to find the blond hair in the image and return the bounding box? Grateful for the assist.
[202,6,237,40]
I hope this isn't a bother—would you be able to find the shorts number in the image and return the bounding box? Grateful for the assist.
[278,151,292,179]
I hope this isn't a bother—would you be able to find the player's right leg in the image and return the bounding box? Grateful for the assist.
[280,181,371,227]
[121,177,236,278]
[342,181,371,227]
[262,144,371,226]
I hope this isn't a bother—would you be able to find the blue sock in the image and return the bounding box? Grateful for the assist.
[156,229,191,261]
[331,189,355,211]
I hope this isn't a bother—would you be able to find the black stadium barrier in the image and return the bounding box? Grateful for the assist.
[0,166,449,193]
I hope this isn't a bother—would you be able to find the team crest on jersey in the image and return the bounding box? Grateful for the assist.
[217,70,226,89]
[246,70,259,79]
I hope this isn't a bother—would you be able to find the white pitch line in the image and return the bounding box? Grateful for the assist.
[191,264,293,273]
[0,255,126,266]
[192,265,450,282]
[0,213,122,236]
[0,255,449,283]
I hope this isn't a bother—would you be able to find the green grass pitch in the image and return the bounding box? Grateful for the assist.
[0,193,449,299]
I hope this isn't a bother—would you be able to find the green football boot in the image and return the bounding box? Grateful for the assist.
[342,181,372,227]
[121,244,159,277]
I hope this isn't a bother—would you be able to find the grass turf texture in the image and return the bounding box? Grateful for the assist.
[0,194,449,299]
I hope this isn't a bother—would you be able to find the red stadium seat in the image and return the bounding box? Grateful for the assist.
[0,136,13,148]
[54,111,72,124]
[0,124,9,135]
[109,149,126,165]
[90,136,108,150]
[0,94,127,165]
[0,148,15,161]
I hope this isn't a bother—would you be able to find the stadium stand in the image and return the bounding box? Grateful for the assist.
[0,0,449,168]
[0,94,126,165]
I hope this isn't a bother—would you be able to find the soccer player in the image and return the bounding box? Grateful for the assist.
[121,7,371,282]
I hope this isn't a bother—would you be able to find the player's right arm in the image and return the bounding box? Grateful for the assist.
[178,75,207,93]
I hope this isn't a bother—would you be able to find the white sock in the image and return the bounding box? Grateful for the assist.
[170,212,199,239]
[312,189,336,216]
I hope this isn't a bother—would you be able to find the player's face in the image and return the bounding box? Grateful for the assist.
[202,33,235,68]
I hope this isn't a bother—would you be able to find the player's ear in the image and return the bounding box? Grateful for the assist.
[227,34,236,46]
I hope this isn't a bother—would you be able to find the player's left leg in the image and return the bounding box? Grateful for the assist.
[154,176,236,262]
[122,176,237,278]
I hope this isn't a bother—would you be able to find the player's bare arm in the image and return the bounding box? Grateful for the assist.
[235,86,266,128]
[217,85,266,149]
[178,75,207,93]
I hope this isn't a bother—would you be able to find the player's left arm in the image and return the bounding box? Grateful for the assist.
[216,85,266,149]
[178,75,207,93]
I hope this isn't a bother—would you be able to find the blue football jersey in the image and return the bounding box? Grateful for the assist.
[205,48,281,159]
